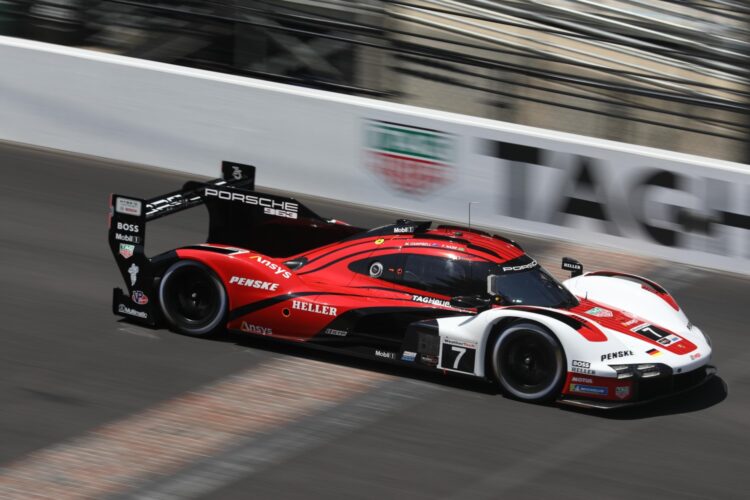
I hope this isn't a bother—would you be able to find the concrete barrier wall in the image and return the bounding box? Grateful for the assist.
[1,36,748,274]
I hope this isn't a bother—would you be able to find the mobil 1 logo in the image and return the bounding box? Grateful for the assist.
[440,338,476,374]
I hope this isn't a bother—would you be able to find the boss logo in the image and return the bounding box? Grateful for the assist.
[116,222,140,233]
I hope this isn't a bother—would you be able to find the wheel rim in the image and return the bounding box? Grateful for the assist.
[175,275,216,322]
[499,330,559,395]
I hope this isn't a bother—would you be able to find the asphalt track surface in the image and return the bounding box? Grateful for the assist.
[0,140,748,499]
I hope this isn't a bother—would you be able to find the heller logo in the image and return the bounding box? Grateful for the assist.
[364,120,456,195]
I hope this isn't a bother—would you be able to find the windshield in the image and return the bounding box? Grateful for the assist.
[470,256,578,309]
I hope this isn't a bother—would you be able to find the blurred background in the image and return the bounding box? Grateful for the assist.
[1,3,749,499]
[1,0,749,162]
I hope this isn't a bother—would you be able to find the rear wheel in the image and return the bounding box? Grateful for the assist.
[158,260,227,336]
[491,322,565,402]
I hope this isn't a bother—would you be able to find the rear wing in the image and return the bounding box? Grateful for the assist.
[108,161,362,325]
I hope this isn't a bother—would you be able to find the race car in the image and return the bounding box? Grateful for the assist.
[108,162,715,409]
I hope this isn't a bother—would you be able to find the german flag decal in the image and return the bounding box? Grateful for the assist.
[647,348,663,357]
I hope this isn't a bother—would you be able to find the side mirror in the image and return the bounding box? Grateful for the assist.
[450,295,491,311]
[487,274,499,296]
[562,257,583,277]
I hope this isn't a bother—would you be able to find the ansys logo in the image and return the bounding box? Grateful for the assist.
[364,120,456,195]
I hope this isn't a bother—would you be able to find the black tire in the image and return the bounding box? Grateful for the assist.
[158,260,227,337]
[491,322,565,403]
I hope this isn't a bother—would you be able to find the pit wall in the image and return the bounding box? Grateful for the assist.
[1,36,748,274]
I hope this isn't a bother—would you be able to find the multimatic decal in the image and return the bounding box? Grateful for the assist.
[228,292,363,321]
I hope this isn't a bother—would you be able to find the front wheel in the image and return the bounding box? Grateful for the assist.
[158,260,227,336]
[491,322,565,403]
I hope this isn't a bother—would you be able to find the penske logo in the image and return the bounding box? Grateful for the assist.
[229,276,279,291]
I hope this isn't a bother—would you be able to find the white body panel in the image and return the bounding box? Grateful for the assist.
[434,274,712,381]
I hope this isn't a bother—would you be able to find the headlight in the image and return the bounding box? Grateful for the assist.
[609,363,671,379]
[610,364,635,379]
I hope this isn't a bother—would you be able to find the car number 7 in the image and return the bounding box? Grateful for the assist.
[451,346,466,369]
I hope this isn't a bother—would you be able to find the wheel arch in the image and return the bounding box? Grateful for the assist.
[469,308,597,379]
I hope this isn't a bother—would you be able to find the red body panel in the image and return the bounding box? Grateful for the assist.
[175,228,526,341]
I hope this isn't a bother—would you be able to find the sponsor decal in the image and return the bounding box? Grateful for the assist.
[441,244,465,251]
[444,337,477,349]
[586,307,613,318]
[241,322,272,336]
[570,376,593,384]
[622,318,640,326]
[481,141,750,259]
[502,260,537,272]
[364,120,456,195]
[292,300,337,316]
[405,241,464,251]
[646,348,663,357]
[401,351,417,362]
[118,303,148,319]
[412,295,451,307]
[115,232,141,244]
[657,334,682,347]
[228,276,279,291]
[374,238,385,245]
[115,197,142,216]
[570,384,609,396]
[690,352,702,361]
[601,350,633,362]
[248,255,292,279]
[375,350,396,360]
[128,263,139,286]
[231,165,243,180]
[571,359,594,375]
[119,243,135,259]
[394,226,414,233]
[562,260,583,272]
[203,188,299,219]
[324,328,348,337]
[615,386,631,400]
[131,290,149,305]
[116,221,140,233]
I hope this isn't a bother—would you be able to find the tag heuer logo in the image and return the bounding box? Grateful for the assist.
[364,120,456,195]
[119,243,135,259]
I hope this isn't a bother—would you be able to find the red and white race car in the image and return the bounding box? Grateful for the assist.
[109,162,715,408]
